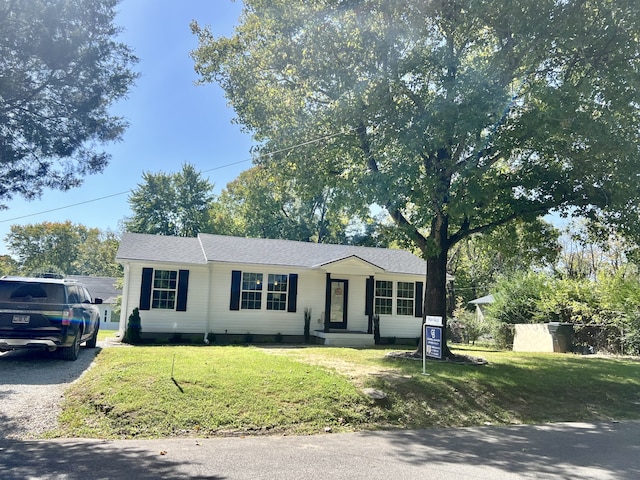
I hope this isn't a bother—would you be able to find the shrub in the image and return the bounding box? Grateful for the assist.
[207,332,216,344]
[452,298,489,345]
[123,308,141,344]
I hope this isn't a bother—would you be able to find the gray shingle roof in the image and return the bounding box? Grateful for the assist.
[117,233,427,276]
[198,234,426,275]
[66,275,121,304]
[117,233,207,264]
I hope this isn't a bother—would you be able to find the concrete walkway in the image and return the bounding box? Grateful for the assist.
[1,421,639,479]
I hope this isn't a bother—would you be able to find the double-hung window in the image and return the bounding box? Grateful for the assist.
[241,272,263,309]
[396,282,415,316]
[152,270,177,309]
[374,280,393,315]
[267,274,288,311]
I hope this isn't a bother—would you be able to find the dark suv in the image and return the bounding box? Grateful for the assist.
[0,276,102,361]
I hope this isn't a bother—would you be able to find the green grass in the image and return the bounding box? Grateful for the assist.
[51,344,640,439]
[97,329,118,341]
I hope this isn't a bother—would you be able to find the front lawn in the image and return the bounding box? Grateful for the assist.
[50,345,640,439]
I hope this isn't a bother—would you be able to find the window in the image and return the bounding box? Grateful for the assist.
[267,274,288,310]
[374,280,393,315]
[396,282,415,316]
[152,270,177,309]
[241,272,263,309]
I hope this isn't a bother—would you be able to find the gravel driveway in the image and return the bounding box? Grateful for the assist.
[0,346,100,440]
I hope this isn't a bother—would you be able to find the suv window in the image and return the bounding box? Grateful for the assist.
[81,286,92,303]
[0,281,66,304]
[67,285,80,304]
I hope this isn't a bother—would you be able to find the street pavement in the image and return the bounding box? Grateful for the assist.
[1,421,639,479]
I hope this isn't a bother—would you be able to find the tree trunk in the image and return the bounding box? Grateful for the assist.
[415,214,453,358]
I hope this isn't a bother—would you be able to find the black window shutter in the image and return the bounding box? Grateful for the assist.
[230,270,241,311]
[176,270,190,312]
[365,277,374,316]
[287,274,298,313]
[415,281,424,317]
[139,268,153,310]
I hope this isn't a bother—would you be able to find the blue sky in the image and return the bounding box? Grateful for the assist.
[0,0,253,255]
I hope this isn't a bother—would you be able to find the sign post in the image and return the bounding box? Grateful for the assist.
[422,316,443,375]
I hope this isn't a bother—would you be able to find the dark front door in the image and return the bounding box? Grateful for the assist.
[329,279,348,329]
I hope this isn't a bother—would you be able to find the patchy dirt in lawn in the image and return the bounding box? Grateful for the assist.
[259,348,414,387]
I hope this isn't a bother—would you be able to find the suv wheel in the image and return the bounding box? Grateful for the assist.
[86,321,99,348]
[61,332,81,361]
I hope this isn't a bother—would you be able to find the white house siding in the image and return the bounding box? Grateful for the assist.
[208,263,321,336]
[119,262,210,335]
[119,261,425,340]
[374,274,425,340]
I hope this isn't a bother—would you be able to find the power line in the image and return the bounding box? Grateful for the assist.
[0,129,354,225]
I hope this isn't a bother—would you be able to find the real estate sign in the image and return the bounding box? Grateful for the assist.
[422,316,444,375]
[425,326,443,360]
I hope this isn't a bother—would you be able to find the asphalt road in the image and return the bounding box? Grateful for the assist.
[1,421,639,479]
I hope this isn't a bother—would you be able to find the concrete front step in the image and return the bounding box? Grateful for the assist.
[312,330,374,347]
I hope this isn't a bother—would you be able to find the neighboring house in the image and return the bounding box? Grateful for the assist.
[468,294,494,322]
[116,233,430,346]
[67,275,121,330]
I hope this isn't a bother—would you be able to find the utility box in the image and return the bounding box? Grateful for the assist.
[513,323,573,353]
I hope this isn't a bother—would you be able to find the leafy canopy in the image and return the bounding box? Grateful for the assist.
[125,163,215,237]
[5,221,121,276]
[0,0,138,206]
[192,0,640,329]
[211,165,365,243]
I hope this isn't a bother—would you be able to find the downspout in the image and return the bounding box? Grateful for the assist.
[204,263,214,344]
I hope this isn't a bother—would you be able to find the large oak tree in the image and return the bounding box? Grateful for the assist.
[0,0,137,206]
[192,0,640,355]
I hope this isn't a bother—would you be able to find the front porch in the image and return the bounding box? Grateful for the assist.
[312,329,375,347]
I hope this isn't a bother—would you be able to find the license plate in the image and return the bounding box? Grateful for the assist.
[12,314,30,324]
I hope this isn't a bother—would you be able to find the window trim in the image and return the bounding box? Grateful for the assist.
[396,281,415,316]
[374,280,393,315]
[266,273,288,311]
[241,272,263,310]
[151,269,177,310]
[231,271,298,312]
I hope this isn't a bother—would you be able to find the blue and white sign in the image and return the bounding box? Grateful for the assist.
[425,325,443,360]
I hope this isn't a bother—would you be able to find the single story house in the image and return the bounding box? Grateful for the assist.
[116,233,430,346]
[67,275,121,330]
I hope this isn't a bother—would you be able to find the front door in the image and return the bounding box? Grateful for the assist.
[329,279,348,329]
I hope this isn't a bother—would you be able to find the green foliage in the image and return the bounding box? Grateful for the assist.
[192,0,640,347]
[0,0,138,206]
[451,299,489,345]
[487,272,551,325]
[126,163,214,237]
[0,255,18,276]
[211,166,364,243]
[5,221,121,276]
[123,308,141,345]
[487,270,640,354]
[449,220,560,304]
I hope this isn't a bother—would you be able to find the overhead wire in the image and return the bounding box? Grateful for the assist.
[0,128,354,224]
